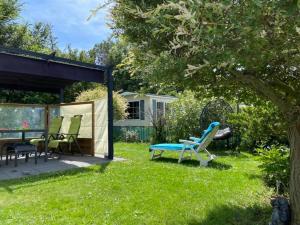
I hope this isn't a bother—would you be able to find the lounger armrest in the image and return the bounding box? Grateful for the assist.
[189,137,199,141]
[48,133,60,140]
[179,139,198,145]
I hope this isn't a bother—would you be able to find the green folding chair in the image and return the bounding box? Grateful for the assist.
[48,115,83,157]
[30,116,64,155]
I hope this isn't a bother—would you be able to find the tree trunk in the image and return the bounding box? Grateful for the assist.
[288,123,300,225]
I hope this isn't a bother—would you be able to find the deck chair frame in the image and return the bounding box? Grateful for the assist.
[30,116,64,156]
[48,115,83,157]
[150,125,219,166]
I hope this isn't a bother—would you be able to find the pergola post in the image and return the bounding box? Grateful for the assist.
[106,68,114,160]
[59,88,64,103]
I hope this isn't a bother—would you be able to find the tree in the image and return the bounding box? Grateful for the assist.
[0,0,21,46]
[111,1,300,224]
[75,85,128,120]
[92,38,153,92]
[0,0,61,104]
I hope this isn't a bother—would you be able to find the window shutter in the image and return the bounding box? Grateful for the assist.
[140,100,145,120]
[152,99,157,120]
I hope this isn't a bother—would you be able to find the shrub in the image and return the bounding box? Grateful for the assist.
[165,91,210,142]
[75,85,128,120]
[150,115,167,144]
[257,145,290,194]
[122,129,140,142]
[228,101,287,151]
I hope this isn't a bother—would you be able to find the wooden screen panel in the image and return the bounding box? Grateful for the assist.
[77,138,93,156]
[0,138,94,156]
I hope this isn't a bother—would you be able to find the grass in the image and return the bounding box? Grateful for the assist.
[0,142,272,225]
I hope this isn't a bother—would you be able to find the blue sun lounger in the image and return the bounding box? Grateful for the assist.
[149,122,220,166]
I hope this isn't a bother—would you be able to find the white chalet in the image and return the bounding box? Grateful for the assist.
[114,92,177,127]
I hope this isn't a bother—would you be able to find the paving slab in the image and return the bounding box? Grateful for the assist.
[0,154,124,181]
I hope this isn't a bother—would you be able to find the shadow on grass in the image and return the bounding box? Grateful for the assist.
[187,204,271,225]
[246,173,263,180]
[210,150,250,158]
[152,157,232,170]
[0,161,110,193]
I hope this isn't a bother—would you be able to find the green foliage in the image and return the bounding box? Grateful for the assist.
[150,116,167,144]
[0,0,21,46]
[92,38,157,93]
[58,45,95,64]
[75,85,128,120]
[228,101,287,150]
[111,0,300,121]
[257,145,290,194]
[166,91,210,142]
[110,1,300,218]
[0,0,57,51]
[55,46,100,102]
[0,0,59,104]
[122,129,140,142]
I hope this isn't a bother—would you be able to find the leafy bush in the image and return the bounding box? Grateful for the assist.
[165,91,210,142]
[150,115,167,144]
[75,85,128,120]
[122,129,140,142]
[228,101,287,151]
[257,145,290,194]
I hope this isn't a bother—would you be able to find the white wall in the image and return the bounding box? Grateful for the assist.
[114,95,152,127]
[59,104,93,139]
[114,94,177,127]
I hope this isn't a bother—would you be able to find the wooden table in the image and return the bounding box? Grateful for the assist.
[0,129,48,161]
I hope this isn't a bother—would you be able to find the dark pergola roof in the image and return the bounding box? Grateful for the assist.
[0,46,114,160]
[0,46,107,93]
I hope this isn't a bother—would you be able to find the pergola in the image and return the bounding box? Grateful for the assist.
[0,46,114,159]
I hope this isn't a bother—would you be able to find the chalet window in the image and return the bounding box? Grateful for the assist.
[127,101,140,119]
[156,102,164,118]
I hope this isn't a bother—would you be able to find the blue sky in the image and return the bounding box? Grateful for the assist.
[20,0,112,50]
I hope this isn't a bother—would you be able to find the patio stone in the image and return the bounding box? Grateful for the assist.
[0,155,124,181]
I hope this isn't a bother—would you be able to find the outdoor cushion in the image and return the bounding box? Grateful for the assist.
[197,121,220,143]
[64,115,82,141]
[150,122,220,151]
[49,116,64,134]
[30,138,44,145]
[150,122,220,166]
[48,115,82,150]
[48,138,68,149]
[30,116,64,146]
[150,143,194,151]
[214,127,232,140]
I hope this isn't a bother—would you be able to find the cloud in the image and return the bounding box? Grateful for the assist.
[20,0,112,50]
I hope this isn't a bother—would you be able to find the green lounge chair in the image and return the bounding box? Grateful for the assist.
[48,115,83,156]
[30,116,64,154]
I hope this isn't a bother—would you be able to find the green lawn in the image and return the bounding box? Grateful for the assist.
[0,143,272,225]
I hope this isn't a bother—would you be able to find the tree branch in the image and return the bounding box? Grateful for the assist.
[234,72,293,113]
[267,79,296,96]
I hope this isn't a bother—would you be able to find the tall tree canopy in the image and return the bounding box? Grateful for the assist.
[0,0,104,103]
[92,38,167,93]
[111,1,300,224]
[0,0,60,104]
[0,0,57,50]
